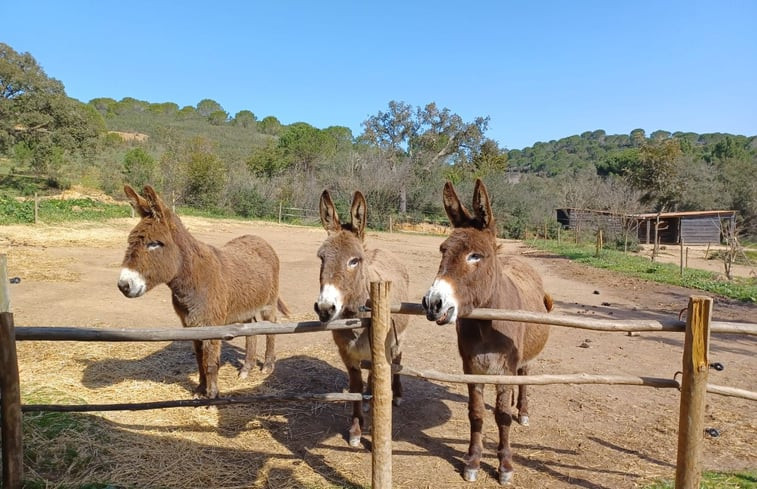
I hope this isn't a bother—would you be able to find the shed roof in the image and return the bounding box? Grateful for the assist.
[633,210,736,219]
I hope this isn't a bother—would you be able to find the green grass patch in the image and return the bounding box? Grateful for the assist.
[532,239,757,303]
[21,386,116,489]
[644,470,757,488]
[0,196,131,224]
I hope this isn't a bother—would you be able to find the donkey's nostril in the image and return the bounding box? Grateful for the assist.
[421,295,429,311]
[118,281,130,295]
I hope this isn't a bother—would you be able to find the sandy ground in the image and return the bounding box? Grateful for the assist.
[2,216,755,489]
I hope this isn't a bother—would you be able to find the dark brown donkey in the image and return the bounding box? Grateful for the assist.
[118,185,289,399]
[422,179,552,485]
[314,189,410,447]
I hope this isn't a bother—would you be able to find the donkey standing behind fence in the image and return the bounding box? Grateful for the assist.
[314,189,410,447]
[118,185,289,399]
[422,179,552,485]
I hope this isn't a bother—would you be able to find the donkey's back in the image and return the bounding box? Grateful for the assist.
[220,235,283,323]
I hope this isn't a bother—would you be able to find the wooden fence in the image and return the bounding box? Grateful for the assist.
[2,277,756,488]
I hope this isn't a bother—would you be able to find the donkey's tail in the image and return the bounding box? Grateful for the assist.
[277,297,292,317]
[543,293,554,312]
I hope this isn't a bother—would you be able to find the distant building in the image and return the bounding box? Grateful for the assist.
[634,210,736,245]
[556,208,737,245]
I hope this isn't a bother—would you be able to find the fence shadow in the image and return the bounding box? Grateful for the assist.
[78,346,468,485]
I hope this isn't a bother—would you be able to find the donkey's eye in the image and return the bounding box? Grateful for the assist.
[147,241,164,251]
[348,257,361,267]
[467,253,483,263]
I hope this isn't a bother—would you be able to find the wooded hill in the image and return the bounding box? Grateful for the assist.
[2,42,756,239]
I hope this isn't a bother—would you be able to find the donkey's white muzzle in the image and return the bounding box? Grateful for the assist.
[118,268,147,298]
[422,279,458,325]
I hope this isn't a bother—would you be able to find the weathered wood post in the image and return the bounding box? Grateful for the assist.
[675,295,712,489]
[370,281,392,489]
[33,193,39,224]
[1,254,23,489]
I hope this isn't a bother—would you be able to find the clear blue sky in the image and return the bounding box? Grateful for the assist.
[4,1,756,150]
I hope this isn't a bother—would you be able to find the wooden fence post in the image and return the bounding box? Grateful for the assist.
[1,254,24,489]
[370,281,392,489]
[675,296,712,489]
[34,193,39,224]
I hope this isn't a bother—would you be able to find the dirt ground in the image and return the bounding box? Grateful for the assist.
[2,216,755,489]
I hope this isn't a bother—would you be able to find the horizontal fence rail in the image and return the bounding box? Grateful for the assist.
[22,392,370,413]
[15,303,757,342]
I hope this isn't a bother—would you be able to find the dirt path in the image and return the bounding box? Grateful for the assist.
[3,217,755,488]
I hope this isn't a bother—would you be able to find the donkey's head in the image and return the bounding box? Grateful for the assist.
[422,179,499,325]
[118,185,181,298]
[314,190,369,323]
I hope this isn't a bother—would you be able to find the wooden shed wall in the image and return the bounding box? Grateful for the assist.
[680,216,724,244]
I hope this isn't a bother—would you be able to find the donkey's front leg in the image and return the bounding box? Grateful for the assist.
[391,351,403,406]
[261,335,276,373]
[239,335,256,380]
[347,365,364,448]
[495,384,515,484]
[515,364,530,426]
[201,339,221,399]
[192,340,207,397]
[463,383,486,482]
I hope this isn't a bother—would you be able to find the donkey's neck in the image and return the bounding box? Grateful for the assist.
[481,258,520,310]
[166,216,219,295]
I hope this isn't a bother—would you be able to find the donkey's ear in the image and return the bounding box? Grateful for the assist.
[443,181,473,227]
[471,178,495,231]
[124,184,152,218]
[319,190,341,234]
[350,191,367,240]
[142,185,169,221]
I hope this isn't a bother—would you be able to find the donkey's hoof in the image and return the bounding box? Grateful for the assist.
[499,469,514,485]
[261,362,274,374]
[463,467,478,482]
[237,367,250,380]
[518,415,530,426]
[392,396,403,406]
[348,435,362,448]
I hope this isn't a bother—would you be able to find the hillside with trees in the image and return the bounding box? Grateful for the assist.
[2,42,756,240]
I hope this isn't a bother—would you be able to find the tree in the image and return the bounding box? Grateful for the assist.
[246,140,286,178]
[183,136,226,208]
[361,100,489,212]
[258,116,282,136]
[207,109,228,126]
[469,138,507,177]
[627,139,684,211]
[0,42,104,170]
[233,110,257,128]
[277,122,328,175]
[196,98,223,117]
[123,147,156,189]
[630,128,646,147]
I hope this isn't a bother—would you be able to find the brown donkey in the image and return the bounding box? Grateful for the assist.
[422,179,551,485]
[314,190,410,447]
[118,185,289,399]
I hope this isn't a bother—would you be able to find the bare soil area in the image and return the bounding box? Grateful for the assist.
[2,217,755,488]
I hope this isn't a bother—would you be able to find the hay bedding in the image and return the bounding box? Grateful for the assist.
[18,340,369,488]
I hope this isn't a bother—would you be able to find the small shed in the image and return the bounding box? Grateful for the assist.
[556,208,625,235]
[556,208,738,245]
[635,210,736,245]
